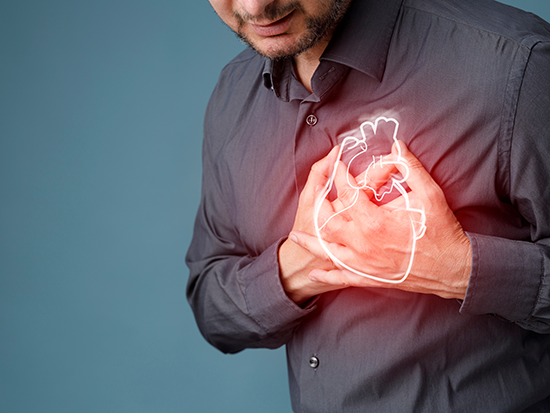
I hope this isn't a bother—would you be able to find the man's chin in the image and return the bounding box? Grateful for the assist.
[238,33,310,60]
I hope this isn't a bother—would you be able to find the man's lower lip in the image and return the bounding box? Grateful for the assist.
[250,12,293,37]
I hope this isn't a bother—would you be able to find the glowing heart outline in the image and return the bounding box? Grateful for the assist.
[313,117,426,283]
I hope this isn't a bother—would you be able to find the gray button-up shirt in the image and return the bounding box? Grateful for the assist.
[187,0,550,411]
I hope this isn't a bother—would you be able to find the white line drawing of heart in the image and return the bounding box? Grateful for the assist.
[313,117,426,283]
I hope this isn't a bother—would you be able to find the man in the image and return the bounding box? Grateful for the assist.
[187,0,550,411]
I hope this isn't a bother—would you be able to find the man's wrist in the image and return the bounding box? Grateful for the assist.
[448,233,472,300]
[278,238,316,304]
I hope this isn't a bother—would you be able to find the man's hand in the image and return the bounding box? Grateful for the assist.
[289,140,472,300]
[278,147,343,304]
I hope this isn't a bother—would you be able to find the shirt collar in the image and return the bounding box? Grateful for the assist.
[263,0,404,96]
[322,0,404,82]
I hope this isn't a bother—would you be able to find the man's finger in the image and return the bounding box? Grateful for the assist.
[392,140,444,202]
[308,268,374,288]
[289,230,330,261]
[302,146,341,201]
[333,159,376,214]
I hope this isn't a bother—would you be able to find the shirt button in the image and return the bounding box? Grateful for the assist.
[306,114,318,126]
[309,356,319,369]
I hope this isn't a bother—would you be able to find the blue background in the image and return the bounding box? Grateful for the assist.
[1,1,548,412]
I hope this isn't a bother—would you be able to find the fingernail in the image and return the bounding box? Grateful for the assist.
[289,233,298,243]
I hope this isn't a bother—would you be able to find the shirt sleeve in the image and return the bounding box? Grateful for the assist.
[460,40,550,334]
[185,87,315,354]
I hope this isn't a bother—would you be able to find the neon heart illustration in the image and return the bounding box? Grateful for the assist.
[313,117,426,283]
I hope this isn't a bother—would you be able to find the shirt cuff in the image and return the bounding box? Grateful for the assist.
[243,238,318,334]
[459,232,541,322]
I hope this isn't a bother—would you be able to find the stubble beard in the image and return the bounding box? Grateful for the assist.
[233,0,352,60]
